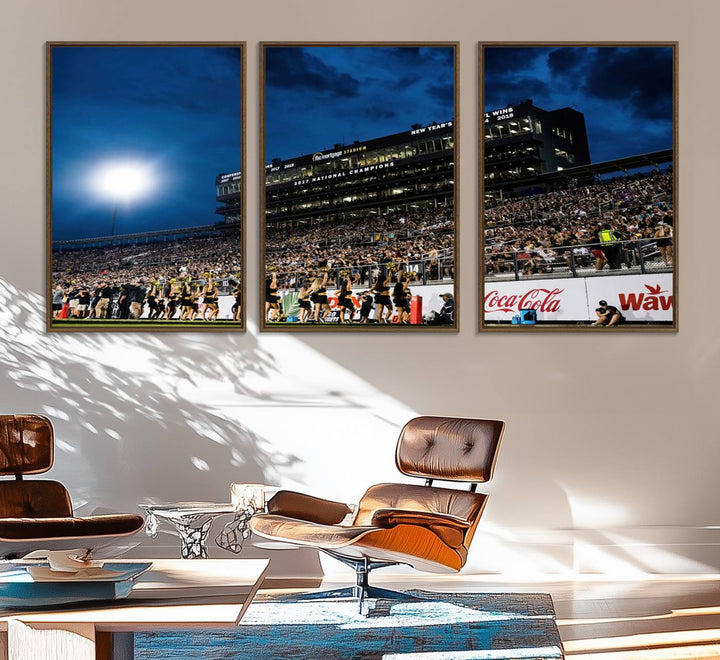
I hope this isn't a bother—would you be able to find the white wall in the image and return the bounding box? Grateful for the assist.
[0,0,718,578]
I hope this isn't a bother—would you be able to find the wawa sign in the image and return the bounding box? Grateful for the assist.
[484,273,674,323]
[586,273,673,322]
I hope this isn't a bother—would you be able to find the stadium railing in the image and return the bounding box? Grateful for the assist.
[484,238,672,281]
[273,252,455,291]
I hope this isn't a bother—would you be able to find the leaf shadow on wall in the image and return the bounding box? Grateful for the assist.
[0,278,296,513]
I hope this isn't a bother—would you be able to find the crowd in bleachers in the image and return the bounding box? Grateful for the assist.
[484,170,673,275]
[53,234,241,285]
[266,207,454,287]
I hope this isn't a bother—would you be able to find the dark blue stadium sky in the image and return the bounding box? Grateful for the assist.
[51,46,242,241]
[264,46,455,161]
[483,46,674,163]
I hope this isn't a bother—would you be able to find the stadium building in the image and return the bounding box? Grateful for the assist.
[260,120,454,229]
[483,100,590,200]
[215,170,242,224]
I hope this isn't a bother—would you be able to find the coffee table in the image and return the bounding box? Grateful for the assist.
[141,486,278,559]
[140,502,237,559]
[0,558,269,660]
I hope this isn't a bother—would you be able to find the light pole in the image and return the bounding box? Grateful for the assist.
[110,203,119,236]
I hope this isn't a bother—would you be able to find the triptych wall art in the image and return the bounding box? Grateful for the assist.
[46,42,676,333]
[47,43,245,332]
[481,43,676,331]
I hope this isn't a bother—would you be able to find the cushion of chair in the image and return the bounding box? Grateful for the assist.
[0,415,53,475]
[0,480,73,518]
[0,514,145,541]
[396,416,505,482]
[353,483,487,527]
[250,514,373,548]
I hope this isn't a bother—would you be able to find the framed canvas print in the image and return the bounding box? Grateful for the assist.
[261,43,458,331]
[480,43,677,331]
[47,42,245,331]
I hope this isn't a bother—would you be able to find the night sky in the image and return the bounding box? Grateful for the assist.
[483,46,674,163]
[264,46,455,162]
[51,46,242,241]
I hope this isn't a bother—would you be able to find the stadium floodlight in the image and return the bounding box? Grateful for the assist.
[97,162,153,201]
[93,161,154,236]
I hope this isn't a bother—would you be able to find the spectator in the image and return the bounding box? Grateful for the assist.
[427,292,454,325]
[593,299,625,327]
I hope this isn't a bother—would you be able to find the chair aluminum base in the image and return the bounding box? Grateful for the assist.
[276,551,422,613]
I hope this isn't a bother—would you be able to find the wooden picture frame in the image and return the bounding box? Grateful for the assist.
[47,42,246,332]
[260,42,458,331]
[480,43,677,331]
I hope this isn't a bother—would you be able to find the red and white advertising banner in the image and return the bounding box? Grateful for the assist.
[484,278,588,322]
[585,273,673,322]
[484,273,674,322]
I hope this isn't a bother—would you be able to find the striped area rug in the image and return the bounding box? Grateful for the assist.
[136,590,563,659]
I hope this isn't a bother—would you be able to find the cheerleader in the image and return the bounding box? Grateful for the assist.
[179,279,194,320]
[202,275,219,321]
[146,280,162,320]
[370,266,394,324]
[311,270,331,323]
[359,291,374,323]
[297,279,312,323]
[392,271,412,324]
[190,284,202,321]
[265,271,281,322]
[334,270,355,323]
[231,279,242,322]
[163,280,180,320]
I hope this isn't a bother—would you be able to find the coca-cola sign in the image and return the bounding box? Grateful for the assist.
[484,278,590,321]
[485,287,565,314]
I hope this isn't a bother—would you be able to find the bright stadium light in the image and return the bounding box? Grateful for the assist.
[92,160,155,236]
[96,162,153,201]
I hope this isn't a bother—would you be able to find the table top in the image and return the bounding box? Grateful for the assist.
[139,488,282,518]
[139,502,238,516]
[0,558,270,629]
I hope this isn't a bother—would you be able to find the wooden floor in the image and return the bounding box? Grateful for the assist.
[278,574,720,660]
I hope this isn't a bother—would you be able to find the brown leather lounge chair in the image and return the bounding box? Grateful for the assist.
[250,416,505,608]
[0,414,145,559]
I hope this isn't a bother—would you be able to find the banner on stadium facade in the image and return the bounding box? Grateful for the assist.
[585,273,673,322]
[484,273,674,323]
[483,106,516,124]
[484,278,587,322]
[410,120,453,136]
[294,161,396,186]
[218,171,242,184]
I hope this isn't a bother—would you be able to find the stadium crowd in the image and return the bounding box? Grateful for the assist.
[262,206,455,324]
[51,206,456,323]
[484,171,673,275]
[265,207,454,288]
[51,233,242,321]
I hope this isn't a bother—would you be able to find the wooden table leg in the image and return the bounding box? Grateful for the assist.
[96,631,134,660]
[0,630,8,660]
